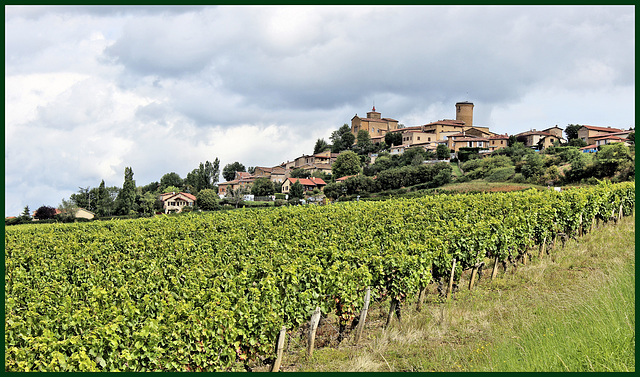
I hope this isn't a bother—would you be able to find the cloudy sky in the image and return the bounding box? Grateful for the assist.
[4,5,635,216]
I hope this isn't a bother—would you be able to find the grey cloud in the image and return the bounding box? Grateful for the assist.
[5,5,206,20]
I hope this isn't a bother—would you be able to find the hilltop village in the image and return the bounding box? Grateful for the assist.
[214,101,631,198]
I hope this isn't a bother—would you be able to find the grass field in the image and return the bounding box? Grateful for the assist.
[276,215,635,372]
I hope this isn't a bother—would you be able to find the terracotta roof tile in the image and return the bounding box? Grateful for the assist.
[580,125,624,133]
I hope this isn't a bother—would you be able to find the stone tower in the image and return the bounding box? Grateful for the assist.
[455,101,474,127]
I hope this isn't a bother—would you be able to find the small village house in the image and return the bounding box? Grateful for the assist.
[159,192,196,213]
[281,177,327,194]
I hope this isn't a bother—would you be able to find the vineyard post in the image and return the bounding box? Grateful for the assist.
[270,326,287,372]
[538,236,546,259]
[354,287,371,344]
[469,263,480,290]
[416,285,427,311]
[306,307,322,358]
[446,258,456,300]
[619,204,623,221]
[491,255,499,281]
[578,214,583,237]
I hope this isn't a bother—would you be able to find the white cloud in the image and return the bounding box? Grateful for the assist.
[4,5,635,216]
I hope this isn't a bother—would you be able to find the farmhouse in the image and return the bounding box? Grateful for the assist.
[159,192,196,213]
[577,125,625,145]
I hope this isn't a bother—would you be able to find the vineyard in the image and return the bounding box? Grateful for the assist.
[4,181,635,371]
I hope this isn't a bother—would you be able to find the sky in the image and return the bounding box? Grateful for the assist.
[4,5,635,216]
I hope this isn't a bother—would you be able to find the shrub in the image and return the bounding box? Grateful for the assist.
[486,167,516,182]
[511,173,526,183]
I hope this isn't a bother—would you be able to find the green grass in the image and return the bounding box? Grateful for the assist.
[439,179,544,193]
[278,215,635,372]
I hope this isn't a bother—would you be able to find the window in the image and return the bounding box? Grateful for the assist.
[428,137,431,141]
[417,137,420,141]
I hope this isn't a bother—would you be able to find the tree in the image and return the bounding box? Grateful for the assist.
[507,135,518,147]
[227,186,247,208]
[330,124,355,153]
[384,132,403,147]
[58,198,78,219]
[344,175,376,195]
[594,142,632,178]
[70,186,93,210]
[115,167,136,215]
[400,147,427,167]
[222,162,246,181]
[314,138,330,154]
[197,188,220,211]
[137,191,161,215]
[355,129,374,155]
[20,205,31,220]
[163,185,181,194]
[323,182,344,200]
[568,138,587,148]
[332,151,362,178]
[290,168,311,179]
[251,177,275,196]
[184,158,220,192]
[34,206,57,220]
[160,172,183,191]
[565,124,582,141]
[627,131,634,143]
[520,153,545,180]
[95,180,116,216]
[436,144,451,160]
[289,180,304,200]
[139,181,160,194]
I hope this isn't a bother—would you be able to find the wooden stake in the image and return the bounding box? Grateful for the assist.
[469,264,479,290]
[416,285,426,311]
[539,236,546,259]
[578,214,583,237]
[354,287,371,344]
[307,307,321,358]
[619,204,623,220]
[270,326,287,372]
[446,258,456,300]
[491,255,499,281]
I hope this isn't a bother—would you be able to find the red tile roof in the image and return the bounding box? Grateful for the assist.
[595,136,629,142]
[161,192,197,202]
[515,130,553,137]
[422,119,466,127]
[236,171,252,179]
[452,137,490,142]
[579,125,624,133]
[309,177,326,185]
[287,177,325,187]
[336,175,356,182]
